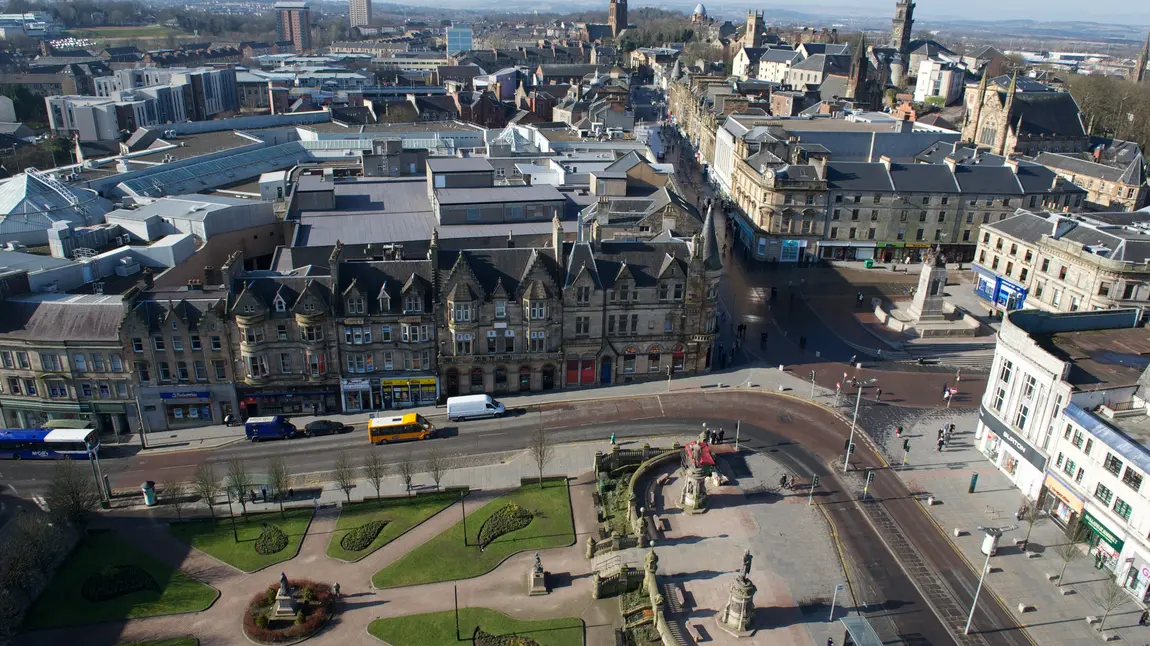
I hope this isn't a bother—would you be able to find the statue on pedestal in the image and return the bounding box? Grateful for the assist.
[272,572,297,618]
[741,549,753,579]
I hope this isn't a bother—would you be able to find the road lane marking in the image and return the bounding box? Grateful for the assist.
[32,495,47,510]
[657,396,665,416]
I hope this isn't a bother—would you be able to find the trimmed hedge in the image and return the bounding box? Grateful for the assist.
[339,520,386,552]
[477,503,534,549]
[474,628,541,646]
[254,524,289,555]
[80,564,160,602]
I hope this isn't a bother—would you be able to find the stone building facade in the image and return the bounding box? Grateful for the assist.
[961,74,1088,158]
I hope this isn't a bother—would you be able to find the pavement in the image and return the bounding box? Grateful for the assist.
[865,409,1150,646]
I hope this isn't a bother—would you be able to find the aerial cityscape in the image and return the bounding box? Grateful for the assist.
[0,0,1148,645]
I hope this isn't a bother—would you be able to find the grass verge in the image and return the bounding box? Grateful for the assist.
[118,638,199,646]
[327,490,460,562]
[23,533,217,629]
[168,508,313,572]
[69,25,179,38]
[368,608,582,646]
[371,478,572,588]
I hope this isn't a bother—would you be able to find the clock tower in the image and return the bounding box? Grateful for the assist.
[609,0,628,38]
[890,0,914,59]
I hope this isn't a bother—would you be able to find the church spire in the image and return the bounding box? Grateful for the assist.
[1133,31,1149,84]
[995,72,1018,156]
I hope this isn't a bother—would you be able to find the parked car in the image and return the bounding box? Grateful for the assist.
[446,394,505,422]
[303,420,353,437]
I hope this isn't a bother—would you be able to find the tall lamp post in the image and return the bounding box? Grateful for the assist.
[965,524,1016,635]
[843,378,877,472]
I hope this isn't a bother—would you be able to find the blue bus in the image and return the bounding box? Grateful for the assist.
[0,428,100,460]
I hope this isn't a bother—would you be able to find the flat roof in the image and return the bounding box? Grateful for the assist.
[435,185,565,205]
[1038,327,1150,391]
[303,121,482,135]
[132,130,261,161]
[426,157,494,173]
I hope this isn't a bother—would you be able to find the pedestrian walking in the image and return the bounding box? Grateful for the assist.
[718,429,725,444]
[955,368,962,383]
[895,425,902,438]
[875,388,882,401]
[827,639,834,646]
[937,428,944,440]
[779,474,788,489]
[937,437,945,452]
[1139,609,1148,626]
[333,582,341,598]
[850,354,857,365]
[610,432,616,445]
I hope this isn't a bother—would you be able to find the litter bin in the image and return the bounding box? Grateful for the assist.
[864,259,875,269]
[141,480,157,506]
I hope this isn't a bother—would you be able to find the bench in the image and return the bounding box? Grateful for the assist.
[690,624,706,640]
[645,516,661,542]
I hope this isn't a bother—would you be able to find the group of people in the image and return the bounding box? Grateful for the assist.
[936,423,956,452]
[703,426,726,445]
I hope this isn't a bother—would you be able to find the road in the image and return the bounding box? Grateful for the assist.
[5,391,1029,645]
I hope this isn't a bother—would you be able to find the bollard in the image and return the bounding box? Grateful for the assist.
[815,351,820,358]
[778,364,784,371]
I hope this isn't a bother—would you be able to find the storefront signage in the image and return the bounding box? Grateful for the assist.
[341,378,371,390]
[979,405,1047,471]
[780,239,805,263]
[905,243,932,248]
[380,377,437,388]
[160,391,210,399]
[1043,474,1084,512]
[344,318,365,325]
[1081,510,1124,552]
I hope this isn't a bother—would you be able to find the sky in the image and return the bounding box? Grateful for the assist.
[682,0,1150,26]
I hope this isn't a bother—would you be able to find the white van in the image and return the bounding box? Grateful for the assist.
[446,394,505,422]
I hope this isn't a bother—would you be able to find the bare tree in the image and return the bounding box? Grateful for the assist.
[1055,520,1087,587]
[1019,500,1044,551]
[529,426,553,488]
[0,589,19,642]
[397,451,416,495]
[161,478,188,521]
[423,445,446,492]
[1089,575,1132,633]
[192,463,221,520]
[267,457,291,517]
[360,451,387,502]
[0,533,38,600]
[333,451,357,504]
[226,457,254,514]
[45,459,101,528]
[13,512,63,572]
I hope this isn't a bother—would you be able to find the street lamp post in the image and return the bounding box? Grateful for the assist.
[965,524,1015,634]
[965,546,992,635]
[843,378,876,472]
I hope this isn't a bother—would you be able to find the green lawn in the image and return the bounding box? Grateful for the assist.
[23,533,217,629]
[368,608,583,646]
[69,25,180,38]
[372,478,573,588]
[327,491,459,562]
[118,639,199,646]
[168,508,313,572]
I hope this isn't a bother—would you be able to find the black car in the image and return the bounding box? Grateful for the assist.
[302,420,353,437]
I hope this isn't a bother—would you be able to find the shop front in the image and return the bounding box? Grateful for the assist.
[1080,510,1124,573]
[1042,472,1084,528]
[160,391,215,429]
[380,377,438,409]
[238,387,337,418]
[817,241,877,261]
[779,239,812,263]
[341,378,374,412]
[972,264,1028,312]
[978,404,1048,499]
[1121,549,1150,602]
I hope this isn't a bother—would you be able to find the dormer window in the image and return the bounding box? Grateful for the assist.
[274,296,287,312]
[527,301,548,320]
[347,296,365,314]
[494,300,507,319]
[576,286,590,305]
[379,293,391,313]
[404,294,421,313]
[243,304,256,314]
[451,301,471,322]
[303,302,315,313]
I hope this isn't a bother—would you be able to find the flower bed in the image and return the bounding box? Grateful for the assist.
[254,524,289,555]
[242,578,334,644]
[473,628,541,646]
[80,564,160,602]
[339,520,386,552]
[477,503,534,549]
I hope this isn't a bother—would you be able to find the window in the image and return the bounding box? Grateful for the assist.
[1013,403,1029,431]
[345,326,371,345]
[345,353,372,373]
[109,354,122,372]
[347,297,365,314]
[280,353,292,373]
[6,377,18,394]
[73,354,87,371]
[213,360,227,379]
[576,316,590,335]
[276,325,288,340]
[136,362,150,382]
[0,351,10,368]
[529,331,546,352]
[453,302,472,322]
[40,353,60,371]
[937,212,946,223]
[22,378,35,396]
[46,380,67,398]
[1021,374,1036,400]
[242,327,264,344]
[992,386,1006,412]
[176,361,189,381]
[455,333,473,354]
[1114,498,1132,521]
[623,354,636,373]
[1041,258,1050,272]
[991,256,999,270]
[1076,467,1085,484]
[830,227,838,239]
[529,302,547,320]
[1035,281,1045,299]
[871,210,879,220]
[245,356,268,378]
[159,362,171,381]
[1123,467,1143,492]
[1063,456,1076,477]
[403,294,421,313]
[380,325,393,342]
[998,359,1013,384]
[153,336,165,351]
[301,326,323,342]
[648,352,661,372]
[116,382,128,398]
[664,313,674,332]
[659,283,669,301]
[1058,266,1067,280]
[1084,439,1094,456]
[190,336,201,351]
[93,354,107,372]
[631,314,639,334]
[1005,261,1013,276]
[934,230,942,242]
[382,351,394,371]
[673,283,683,301]
[274,297,286,313]
[832,209,840,220]
[849,227,856,239]
[210,336,222,351]
[851,209,859,221]
[915,229,925,241]
[194,360,207,380]
[1072,429,1084,449]
[1104,453,1124,476]
[306,352,326,375]
[1019,268,1028,282]
[487,333,498,354]
[982,232,990,244]
[1099,282,1111,297]
[494,300,507,318]
[1069,295,1080,312]
[918,211,927,222]
[608,316,615,334]
[81,382,92,398]
[963,230,971,242]
[577,286,591,304]
[1094,483,1114,505]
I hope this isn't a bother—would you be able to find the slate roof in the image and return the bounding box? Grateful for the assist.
[1034,152,1137,184]
[983,209,1054,243]
[759,49,802,64]
[953,165,1026,195]
[826,162,895,192]
[593,241,690,287]
[0,295,125,342]
[438,248,559,298]
[888,163,961,193]
[1006,91,1086,138]
[337,259,434,315]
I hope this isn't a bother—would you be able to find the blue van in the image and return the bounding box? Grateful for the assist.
[244,416,297,442]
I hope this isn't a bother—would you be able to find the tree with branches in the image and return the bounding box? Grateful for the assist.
[1019,500,1044,551]
[267,457,291,517]
[529,426,553,488]
[161,478,188,521]
[361,451,387,502]
[226,457,254,514]
[423,446,447,492]
[333,451,357,504]
[45,459,101,528]
[397,451,416,495]
[192,463,221,519]
[1089,575,1132,633]
[1055,519,1087,586]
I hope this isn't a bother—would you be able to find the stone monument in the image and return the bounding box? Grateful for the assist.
[679,462,708,513]
[272,571,297,619]
[528,552,549,596]
[717,550,757,637]
[906,247,949,323]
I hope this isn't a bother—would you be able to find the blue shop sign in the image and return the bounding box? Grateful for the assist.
[972,265,1027,311]
[160,391,211,399]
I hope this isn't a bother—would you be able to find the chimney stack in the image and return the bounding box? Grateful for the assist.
[879,155,892,171]
[943,156,957,173]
